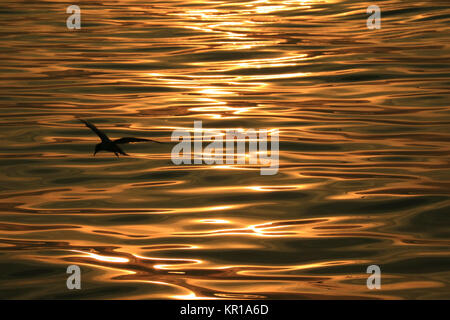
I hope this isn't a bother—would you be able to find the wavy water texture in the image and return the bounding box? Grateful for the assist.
[0,0,449,299]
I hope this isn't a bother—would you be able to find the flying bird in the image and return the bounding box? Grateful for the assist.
[79,119,162,157]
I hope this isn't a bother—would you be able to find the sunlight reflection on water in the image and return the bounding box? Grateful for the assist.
[0,0,449,299]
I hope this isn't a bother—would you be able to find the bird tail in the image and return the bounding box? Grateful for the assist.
[118,147,129,156]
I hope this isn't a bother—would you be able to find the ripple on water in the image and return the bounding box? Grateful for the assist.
[0,0,449,299]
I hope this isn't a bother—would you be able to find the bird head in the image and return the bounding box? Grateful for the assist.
[94,143,102,156]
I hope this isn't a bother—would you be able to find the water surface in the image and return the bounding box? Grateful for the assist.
[0,0,449,299]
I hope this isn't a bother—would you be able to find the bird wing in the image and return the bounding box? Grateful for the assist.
[114,137,163,144]
[80,119,109,142]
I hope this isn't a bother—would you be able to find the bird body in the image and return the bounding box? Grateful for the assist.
[94,140,128,156]
[80,119,161,157]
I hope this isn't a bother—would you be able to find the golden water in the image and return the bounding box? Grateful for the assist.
[0,0,449,299]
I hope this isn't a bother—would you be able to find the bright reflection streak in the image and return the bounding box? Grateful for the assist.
[198,219,231,224]
[170,183,322,194]
[71,250,129,263]
[133,253,202,266]
[172,293,222,300]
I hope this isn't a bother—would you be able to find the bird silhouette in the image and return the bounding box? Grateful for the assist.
[80,119,162,157]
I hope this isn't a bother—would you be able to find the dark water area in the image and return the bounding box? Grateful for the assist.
[0,0,449,299]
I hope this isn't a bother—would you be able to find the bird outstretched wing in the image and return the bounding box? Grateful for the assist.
[80,119,109,142]
[114,137,163,144]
